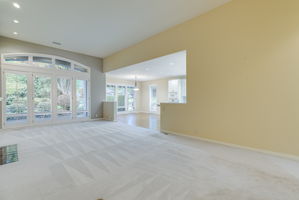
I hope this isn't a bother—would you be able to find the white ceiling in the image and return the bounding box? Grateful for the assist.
[107,51,186,82]
[0,0,230,58]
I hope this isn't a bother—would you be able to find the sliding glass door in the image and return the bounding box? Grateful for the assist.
[117,86,126,112]
[4,72,30,126]
[56,77,72,120]
[33,75,52,122]
[106,84,136,113]
[3,73,90,127]
[149,85,158,113]
[76,79,89,118]
[106,85,116,101]
[127,86,135,111]
[2,54,91,128]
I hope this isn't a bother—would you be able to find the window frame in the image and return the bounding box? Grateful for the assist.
[1,53,91,128]
[106,83,136,113]
[1,53,90,74]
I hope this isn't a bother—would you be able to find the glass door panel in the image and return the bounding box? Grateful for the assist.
[127,86,135,111]
[106,85,116,101]
[76,80,88,118]
[4,72,29,125]
[150,85,158,112]
[33,75,52,122]
[117,86,126,112]
[57,77,72,119]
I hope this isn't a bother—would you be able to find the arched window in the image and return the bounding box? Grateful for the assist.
[1,53,91,128]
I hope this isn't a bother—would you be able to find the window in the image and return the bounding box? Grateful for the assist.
[1,53,91,128]
[5,73,28,124]
[34,75,52,122]
[181,79,187,103]
[74,64,88,73]
[168,79,186,103]
[106,84,136,112]
[3,54,90,73]
[33,56,52,68]
[57,77,72,119]
[55,59,71,70]
[5,73,28,115]
[106,85,116,102]
[149,85,157,112]
[127,86,135,111]
[76,80,88,118]
[117,86,126,112]
[4,55,29,64]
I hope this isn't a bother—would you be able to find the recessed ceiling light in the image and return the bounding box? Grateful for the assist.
[13,2,20,9]
[169,62,175,66]
[145,68,150,71]
[13,32,18,35]
[52,41,62,45]
[13,20,19,24]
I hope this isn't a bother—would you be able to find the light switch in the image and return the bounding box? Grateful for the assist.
[0,97,3,101]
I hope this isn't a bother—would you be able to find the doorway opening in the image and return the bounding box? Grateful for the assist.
[105,50,187,131]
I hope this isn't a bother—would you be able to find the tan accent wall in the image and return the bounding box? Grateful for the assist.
[103,0,299,157]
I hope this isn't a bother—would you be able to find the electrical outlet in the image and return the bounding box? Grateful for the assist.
[95,114,99,118]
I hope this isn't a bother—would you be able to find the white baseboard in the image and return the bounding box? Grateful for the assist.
[161,129,299,162]
[138,111,160,115]
[117,111,140,115]
[0,118,103,132]
[117,111,160,115]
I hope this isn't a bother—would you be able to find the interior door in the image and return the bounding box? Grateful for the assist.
[3,71,31,127]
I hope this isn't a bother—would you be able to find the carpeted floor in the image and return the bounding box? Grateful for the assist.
[0,121,299,200]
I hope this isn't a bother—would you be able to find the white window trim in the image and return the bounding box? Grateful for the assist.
[149,85,158,113]
[106,83,137,113]
[1,53,90,74]
[1,53,91,129]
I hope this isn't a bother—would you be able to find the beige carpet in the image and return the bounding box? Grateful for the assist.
[0,121,298,200]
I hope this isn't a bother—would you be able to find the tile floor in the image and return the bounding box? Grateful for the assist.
[0,121,299,200]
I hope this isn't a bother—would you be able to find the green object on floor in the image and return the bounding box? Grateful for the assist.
[0,144,18,165]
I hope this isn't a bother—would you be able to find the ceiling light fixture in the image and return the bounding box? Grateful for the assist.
[169,62,175,66]
[145,68,150,71]
[13,19,19,23]
[13,32,18,35]
[13,2,20,9]
[133,75,140,91]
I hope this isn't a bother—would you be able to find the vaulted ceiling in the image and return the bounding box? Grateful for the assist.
[0,0,230,57]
